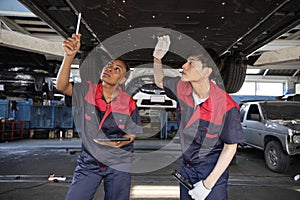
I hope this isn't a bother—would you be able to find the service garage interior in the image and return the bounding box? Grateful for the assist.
[0,0,300,199]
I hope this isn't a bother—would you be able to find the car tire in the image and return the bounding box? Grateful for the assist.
[264,140,290,173]
[220,55,247,93]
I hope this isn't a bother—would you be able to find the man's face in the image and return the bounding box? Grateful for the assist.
[181,56,207,82]
[100,60,127,86]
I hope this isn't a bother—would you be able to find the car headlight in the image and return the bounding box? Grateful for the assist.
[293,134,300,144]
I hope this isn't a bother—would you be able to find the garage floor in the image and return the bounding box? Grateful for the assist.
[0,138,299,200]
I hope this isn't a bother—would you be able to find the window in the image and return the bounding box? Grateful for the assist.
[234,81,284,96]
[234,82,255,95]
[246,105,261,121]
[256,82,283,96]
[296,83,300,94]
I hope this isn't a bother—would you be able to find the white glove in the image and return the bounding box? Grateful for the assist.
[153,35,171,59]
[188,180,211,200]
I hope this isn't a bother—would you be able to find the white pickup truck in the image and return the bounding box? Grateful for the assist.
[240,101,300,173]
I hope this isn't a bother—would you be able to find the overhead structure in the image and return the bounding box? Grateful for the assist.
[1,0,300,93]
[0,28,64,58]
[254,46,300,67]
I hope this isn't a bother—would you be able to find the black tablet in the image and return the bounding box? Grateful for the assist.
[94,138,130,142]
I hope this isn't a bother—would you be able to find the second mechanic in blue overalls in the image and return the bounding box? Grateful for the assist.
[56,33,143,200]
[153,35,244,200]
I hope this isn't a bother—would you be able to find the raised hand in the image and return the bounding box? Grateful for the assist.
[153,35,171,60]
[62,33,81,57]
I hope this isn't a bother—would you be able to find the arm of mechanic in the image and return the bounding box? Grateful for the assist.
[189,143,237,200]
[153,35,170,89]
[154,58,164,89]
[56,33,81,96]
[205,143,237,189]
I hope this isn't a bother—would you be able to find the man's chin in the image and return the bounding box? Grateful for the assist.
[181,77,188,82]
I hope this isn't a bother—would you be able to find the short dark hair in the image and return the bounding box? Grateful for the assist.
[187,48,219,80]
[115,58,131,79]
[187,48,217,68]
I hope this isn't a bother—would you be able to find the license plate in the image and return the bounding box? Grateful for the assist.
[0,84,4,91]
[150,95,165,103]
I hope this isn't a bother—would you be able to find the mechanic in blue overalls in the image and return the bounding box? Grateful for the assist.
[153,36,244,200]
[56,33,143,200]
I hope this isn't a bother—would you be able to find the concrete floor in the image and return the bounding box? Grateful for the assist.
[0,138,299,200]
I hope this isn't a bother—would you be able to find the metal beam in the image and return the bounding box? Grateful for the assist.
[256,39,300,51]
[0,16,30,34]
[292,69,299,77]
[0,29,64,58]
[247,62,300,70]
[286,25,300,40]
[29,33,64,43]
[262,69,269,77]
[13,19,48,26]
[254,45,300,66]
[24,27,57,32]
[245,75,298,82]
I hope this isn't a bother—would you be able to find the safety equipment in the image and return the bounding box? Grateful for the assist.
[188,180,211,200]
[153,35,171,59]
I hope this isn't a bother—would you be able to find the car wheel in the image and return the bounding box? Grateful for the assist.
[220,55,247,93]
[264,140,290,173]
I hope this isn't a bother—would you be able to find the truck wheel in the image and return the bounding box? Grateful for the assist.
[264,140,290,173]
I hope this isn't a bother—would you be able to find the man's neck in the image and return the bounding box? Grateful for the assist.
[190,79,210,99]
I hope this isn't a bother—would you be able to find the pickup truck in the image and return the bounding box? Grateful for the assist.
[240,101,300,173]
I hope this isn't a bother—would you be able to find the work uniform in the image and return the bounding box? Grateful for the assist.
[66,81,142,200]
[163,77,244,200]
